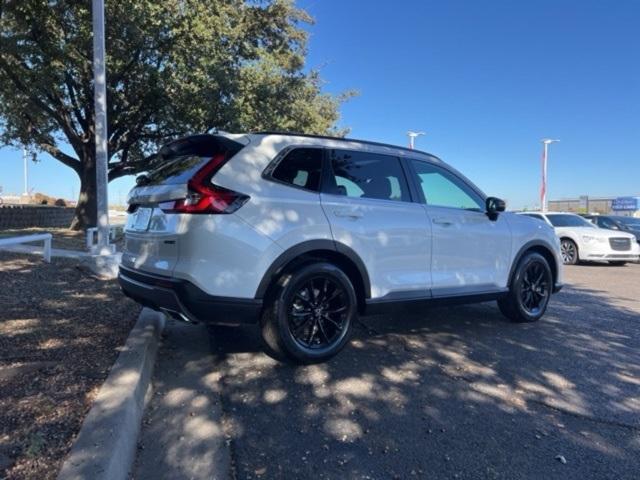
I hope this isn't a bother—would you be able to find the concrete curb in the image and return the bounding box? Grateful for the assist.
[57,308,166,480]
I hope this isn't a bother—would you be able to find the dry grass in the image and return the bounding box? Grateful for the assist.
[0,252,140,479]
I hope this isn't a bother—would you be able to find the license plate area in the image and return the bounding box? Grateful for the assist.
[129,207,153,232]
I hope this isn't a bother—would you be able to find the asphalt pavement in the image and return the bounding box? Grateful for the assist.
[133,263,640,480]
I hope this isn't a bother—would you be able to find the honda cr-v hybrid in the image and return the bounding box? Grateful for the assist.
[119,132,563,363]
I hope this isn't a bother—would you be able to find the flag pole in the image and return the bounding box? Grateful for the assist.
[540,139,559,212]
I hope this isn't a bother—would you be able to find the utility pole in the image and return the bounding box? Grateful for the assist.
[540,139,559,212]
[407,131,425,149]
[92,0,113,253]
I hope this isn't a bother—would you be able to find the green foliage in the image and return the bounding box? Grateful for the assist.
[0,0,353,181]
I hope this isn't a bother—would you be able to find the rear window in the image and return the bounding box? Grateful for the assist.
[144,155,210,185]
[140,134,242,185]
[547,214,595,228]
[522,213,546,222]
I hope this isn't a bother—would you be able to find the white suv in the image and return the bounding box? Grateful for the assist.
[520,211,640,266]
[119,132,563,363]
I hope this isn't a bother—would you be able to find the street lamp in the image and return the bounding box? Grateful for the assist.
[407,131,425,149]
[92,0,113,253]
[540,138,560,212]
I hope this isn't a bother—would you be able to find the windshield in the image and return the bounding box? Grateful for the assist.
[546,214,595,228]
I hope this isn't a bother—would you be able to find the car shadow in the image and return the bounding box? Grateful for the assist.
[202,282,640,479]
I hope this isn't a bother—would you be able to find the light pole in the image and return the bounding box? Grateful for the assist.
[540,138,559,212]
[407,131,425,149]
[92,0,112,253]
[22,147,28,196]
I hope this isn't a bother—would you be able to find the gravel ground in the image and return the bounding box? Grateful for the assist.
[135,262,640,480]
[0,252,140,480]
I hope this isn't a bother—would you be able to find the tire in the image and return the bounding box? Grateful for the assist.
[608,261,627,266]
[260,262,357,364]
[498,252,553,323]
[560,238,579,265]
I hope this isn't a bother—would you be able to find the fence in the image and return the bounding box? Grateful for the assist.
[0,205,75,229]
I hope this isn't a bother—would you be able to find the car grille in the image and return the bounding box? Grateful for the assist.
[609,237,631,251]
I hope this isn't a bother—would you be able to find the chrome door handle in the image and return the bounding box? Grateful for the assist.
[433,218,453,226]
[334,209,363,219]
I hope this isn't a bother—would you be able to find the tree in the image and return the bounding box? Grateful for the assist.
[0,0,352,229]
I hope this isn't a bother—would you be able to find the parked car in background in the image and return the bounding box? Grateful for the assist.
[119,132,564,363]
[582,214,640,244]
[520,212,640,266]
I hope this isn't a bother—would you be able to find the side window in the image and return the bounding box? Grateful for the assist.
[270,148,323,192]
[326,150,410,202]
[410,160,484,210]
[599,217,617,229]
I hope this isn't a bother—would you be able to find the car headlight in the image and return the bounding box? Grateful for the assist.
[581,235,606,243]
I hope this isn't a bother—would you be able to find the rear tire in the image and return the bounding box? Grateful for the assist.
[260,262,356,364]
[498,252,553,323]
[608,261,627,266]
[560,238,579,265]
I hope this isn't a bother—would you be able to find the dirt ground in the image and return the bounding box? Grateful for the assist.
[0,252,140,480]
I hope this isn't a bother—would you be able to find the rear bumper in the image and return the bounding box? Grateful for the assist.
[118,265,261,326]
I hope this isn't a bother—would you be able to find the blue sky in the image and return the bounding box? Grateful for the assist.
[1,0,638,209]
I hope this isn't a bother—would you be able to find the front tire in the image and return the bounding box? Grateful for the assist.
[260,262,356,364]
[560,238,579,265]
[498,252,553,323]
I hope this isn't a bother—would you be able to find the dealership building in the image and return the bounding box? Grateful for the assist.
[548,196,640,216]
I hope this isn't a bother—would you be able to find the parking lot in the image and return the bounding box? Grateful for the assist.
[134,263,640,480]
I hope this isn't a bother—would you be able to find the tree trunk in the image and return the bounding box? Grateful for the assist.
[69,156,98,231]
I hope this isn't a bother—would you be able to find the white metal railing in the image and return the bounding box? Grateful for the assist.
[0,233,52,262]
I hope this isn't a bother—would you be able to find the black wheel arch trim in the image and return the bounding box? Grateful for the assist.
[508,240,560,289]
[254,239,371,300]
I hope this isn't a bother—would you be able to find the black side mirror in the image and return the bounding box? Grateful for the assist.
[486,197,506,221]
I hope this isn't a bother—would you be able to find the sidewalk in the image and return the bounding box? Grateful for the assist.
[131,320,231,480]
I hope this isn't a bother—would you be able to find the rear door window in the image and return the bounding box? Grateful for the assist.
[326,150,411,202]
[270,148,323,192]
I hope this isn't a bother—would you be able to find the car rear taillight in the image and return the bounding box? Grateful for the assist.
[159,153,249,214]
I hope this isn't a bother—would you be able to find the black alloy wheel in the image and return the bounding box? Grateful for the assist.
[498,252,553,323]
[518,259,551,316]
[288,276,349,351]
[261,262,356,364]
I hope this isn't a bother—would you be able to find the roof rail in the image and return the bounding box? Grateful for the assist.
[253,131,434,157]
